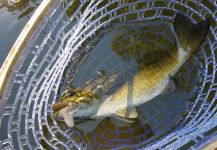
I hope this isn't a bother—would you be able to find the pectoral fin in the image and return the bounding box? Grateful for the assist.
[160,76,176,95]
[62,104,78,127]
[114,107,139,123]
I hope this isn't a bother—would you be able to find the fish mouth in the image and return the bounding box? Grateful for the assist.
[52,101,79,120]
[52,102,68,114]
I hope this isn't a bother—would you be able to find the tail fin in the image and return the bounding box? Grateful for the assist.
[174,12,210,53]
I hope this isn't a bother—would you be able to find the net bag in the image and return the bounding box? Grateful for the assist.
[0,0,217,149]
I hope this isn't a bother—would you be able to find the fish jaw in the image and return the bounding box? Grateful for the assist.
[52,101,69,116]
[52,101,79,127]
[54,106,76,127]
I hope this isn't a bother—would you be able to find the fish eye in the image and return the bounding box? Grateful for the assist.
[67,91,76,97]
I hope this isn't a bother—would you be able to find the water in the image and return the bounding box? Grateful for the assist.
[0,0,41,67]
[55,19,201,149]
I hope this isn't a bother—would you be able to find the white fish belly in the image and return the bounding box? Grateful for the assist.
[95,97,118,118]
[95,79,168,118]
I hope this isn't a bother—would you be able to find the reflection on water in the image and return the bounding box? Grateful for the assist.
[0,0,42,67]
[77,118,154,149]
[111,22,174,67]
[0,0,40,19]
[55,19,200,149]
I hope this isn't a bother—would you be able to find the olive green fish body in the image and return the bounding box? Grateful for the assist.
[95,48,189,117]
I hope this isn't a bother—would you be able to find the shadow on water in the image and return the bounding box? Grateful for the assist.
[52,19,201,149]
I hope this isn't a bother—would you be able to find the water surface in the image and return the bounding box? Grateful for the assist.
[0,0,41,67]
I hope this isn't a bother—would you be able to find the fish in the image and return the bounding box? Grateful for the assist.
[52,13,210,127]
